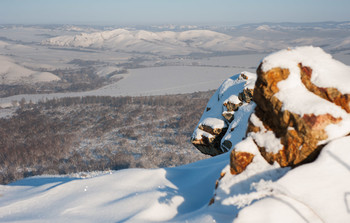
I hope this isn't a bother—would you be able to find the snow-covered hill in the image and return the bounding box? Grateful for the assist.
[0,56,60,85]
[41,28,274,55]
[40,24,350,58]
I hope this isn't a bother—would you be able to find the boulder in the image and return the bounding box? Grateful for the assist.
[208,46,350,208]
[232,46,350,172]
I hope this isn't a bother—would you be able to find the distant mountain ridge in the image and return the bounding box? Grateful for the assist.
[41,21,350,56]
[41,28,274,55]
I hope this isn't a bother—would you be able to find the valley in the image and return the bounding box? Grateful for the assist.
[1,22,350,184]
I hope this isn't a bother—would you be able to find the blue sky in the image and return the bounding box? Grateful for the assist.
[1,0,350,25]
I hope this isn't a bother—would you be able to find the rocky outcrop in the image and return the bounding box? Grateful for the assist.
[197,46,350,207]
[231,46,350,172]
[191,72,256,156]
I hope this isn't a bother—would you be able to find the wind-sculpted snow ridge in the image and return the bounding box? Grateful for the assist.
[1,47,350,223]
[41,28,266,55]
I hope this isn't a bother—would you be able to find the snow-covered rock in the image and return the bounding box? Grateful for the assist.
[194,46,350,171]
[246,46,350,169]
[210,46,350,222]
[191,72,256,156]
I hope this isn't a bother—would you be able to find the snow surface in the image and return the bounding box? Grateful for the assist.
[0,153,230,223]
[201,117,226,130]
[248,114,283,154]
[234,136,350,223]
[1,136,349,222]
[221,103,256,151]
[262,46,350,94]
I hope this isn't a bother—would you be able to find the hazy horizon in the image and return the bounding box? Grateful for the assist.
[1,0,350,26]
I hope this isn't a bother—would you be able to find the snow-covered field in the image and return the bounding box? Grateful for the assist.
[0,136,349,222]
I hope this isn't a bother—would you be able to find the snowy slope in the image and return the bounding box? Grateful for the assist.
[0,56,60,85]
[234,136,350,223]
[0,136,349,222]
[0,154,230,223]
[42,28,271,55]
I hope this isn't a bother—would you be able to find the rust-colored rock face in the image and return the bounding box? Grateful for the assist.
[230,151,254,175]
[299,63,350,113]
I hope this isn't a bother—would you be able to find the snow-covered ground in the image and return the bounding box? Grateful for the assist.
[0,136,349,222]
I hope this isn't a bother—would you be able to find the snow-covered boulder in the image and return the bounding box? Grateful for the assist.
[194,46,350,173]
[231,46,350,174]
[208,46,350,222]
[191,72,256,156]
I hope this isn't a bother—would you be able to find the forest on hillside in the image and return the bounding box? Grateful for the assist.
[0,91,213,184]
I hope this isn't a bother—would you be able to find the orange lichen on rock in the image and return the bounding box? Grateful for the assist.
[230,151,255,175]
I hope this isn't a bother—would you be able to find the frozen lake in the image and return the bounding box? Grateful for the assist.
[0,66,253,107]
[94,66,253,96]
